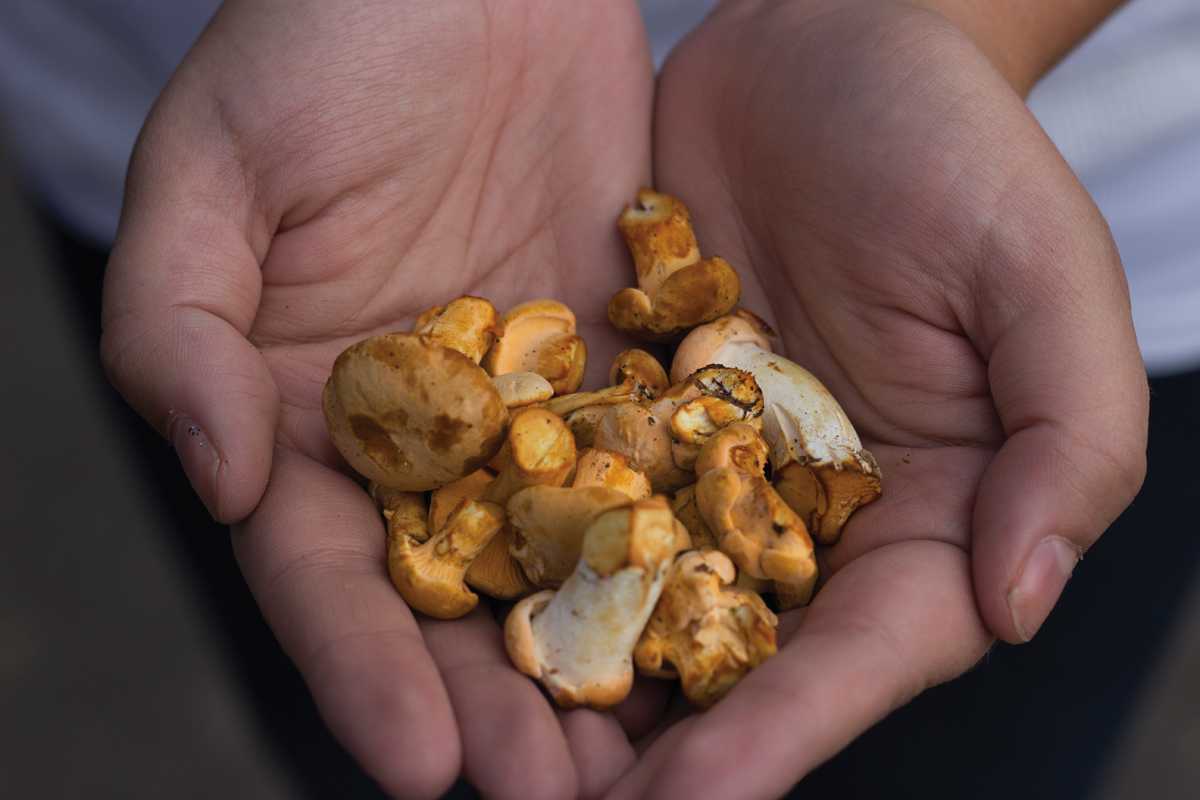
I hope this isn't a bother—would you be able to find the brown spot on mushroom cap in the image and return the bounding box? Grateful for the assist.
[634,549,778,708]
[324,333,508,491]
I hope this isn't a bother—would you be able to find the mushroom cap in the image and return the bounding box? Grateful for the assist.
[693,423,769,478]
[607,257,741,343]
[696,466,817,590]
[561,405,608,450]
[593,403,690,493]
[572,449,652,501]
[429,469,494,532]
[492,371,555,409]
[634,549,778,708]
[774,459,882,546]
[508,484,633,587]
[412,296,499,364]
[609,349,670,401]
[484,299,587,395]
[670,309,775,384]
[323,333,508,490]
[388,499,505,619]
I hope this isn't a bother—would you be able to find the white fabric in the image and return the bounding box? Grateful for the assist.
[0,0,1195,374]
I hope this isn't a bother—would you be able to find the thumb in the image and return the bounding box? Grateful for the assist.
[969,187,1148,644]
[101,88,277,523]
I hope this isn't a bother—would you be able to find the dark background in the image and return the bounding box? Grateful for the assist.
[1,138,1197,799]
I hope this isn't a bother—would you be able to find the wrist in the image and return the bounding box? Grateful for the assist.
[909,0,1127,95]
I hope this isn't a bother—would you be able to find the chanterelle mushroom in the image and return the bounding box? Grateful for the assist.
[389,498,506,619]
[634,549,777,708]
[608,189,741,341]
[571,448,652,501]
[323,333,508,490]
[507,485,633,587]
[695,423,818,605]
[484,299,587,395]
[544,349,669,449]
[465,408,577,598]
[413,296,499,365]
[673,311,881,544]
[593,366,764,493]
[504,497,685,709]
[370,483,430,544]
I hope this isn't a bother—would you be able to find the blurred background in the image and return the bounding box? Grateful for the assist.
[1,1,1197,798]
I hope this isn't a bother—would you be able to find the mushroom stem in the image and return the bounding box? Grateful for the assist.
[413,296,499,364]
[370,483,430,543]
[504,497,685,709]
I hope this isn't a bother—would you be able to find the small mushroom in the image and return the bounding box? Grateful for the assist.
[507,485,633,587]
[670,485,718,550]
[323,333,508,490]
[370,483,431,544]
[492,371,555,409]
[572,449,652,500]
[672,313,881,544]
[504,497,685,709]
[694,423,818,605]
[484,299,587,395]
[546,349,669,449]
[465,408,578,599]
[413,296,499,364]
[593,366,764,493]
[428,469,494,532]
[634,549,778,708]
[607,189,741,342]
[389,498,506,619]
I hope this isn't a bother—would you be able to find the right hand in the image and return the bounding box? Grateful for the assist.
[100,2,656,796]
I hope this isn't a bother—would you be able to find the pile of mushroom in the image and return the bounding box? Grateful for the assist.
[322,189,881,711]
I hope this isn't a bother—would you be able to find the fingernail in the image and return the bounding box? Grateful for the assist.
[169,413,221,520]
[1008,536,1080,642]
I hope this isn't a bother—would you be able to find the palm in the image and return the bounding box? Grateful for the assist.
[142,1,656,796]
[609,3,1142,797]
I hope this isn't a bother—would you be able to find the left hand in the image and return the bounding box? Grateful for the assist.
[609,1,1148,796]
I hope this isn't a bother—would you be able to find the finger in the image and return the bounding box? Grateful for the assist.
[101,90,276,523]
[420,611,578,800]
[609,541,991,800]
[967,189,1149,643]
[610,677,672,741]
[557,709,636,800]
[233,448,459,799]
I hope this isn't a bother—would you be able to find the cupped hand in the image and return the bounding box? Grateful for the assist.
[100,1,658,796]
[610,1,1148,797]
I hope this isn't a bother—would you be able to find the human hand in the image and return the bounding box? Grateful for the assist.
[609,1,1148,796]
[100,1,657,796]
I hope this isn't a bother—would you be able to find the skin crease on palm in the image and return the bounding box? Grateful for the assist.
[99,0,1149,798]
